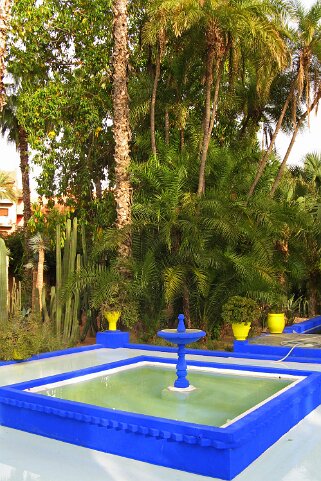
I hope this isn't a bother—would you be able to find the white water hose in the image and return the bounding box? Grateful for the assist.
[273,339,317,363]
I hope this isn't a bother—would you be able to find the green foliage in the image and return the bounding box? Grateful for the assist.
[221,296,260,325]
[68,258,139,329]
[7,0,114,208]
[0,313,70,361]
[27,202,70,241]
[5,229,25,280]
[0,172,17,202]
[3,0,321,342]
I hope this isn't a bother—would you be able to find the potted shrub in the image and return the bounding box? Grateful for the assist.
[267,294,287,334]
[222,296,260,340]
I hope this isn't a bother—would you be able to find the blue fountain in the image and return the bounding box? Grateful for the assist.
[157,314,206,391]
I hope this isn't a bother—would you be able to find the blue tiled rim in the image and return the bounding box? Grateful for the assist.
[0,344,102,367]
[0,355,320,480]
[284,315,321,334]
[233,339,321,361]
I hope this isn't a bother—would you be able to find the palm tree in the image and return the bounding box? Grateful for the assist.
[303,152,321,188]
[112,0,132,258]
[147,0,288,195]
[131,144,285,331]
[247,76,295,198]
[286,157,321,315]
[28,233,47,312]
[0,96,32,223]
[0,170,16,201]
[249,0,321,198]
[0,0,12,111]
[270,84,321,196]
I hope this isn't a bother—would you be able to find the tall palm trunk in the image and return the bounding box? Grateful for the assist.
[205,57,224,152]
[198,22,227,196]
[0,0,12,111]
[112,0,132,258]
[150,43,161,156]
[247,85,294,198]
[165,107,169,145]
[19,126,33,309]
[198,44,215,196]
[18,126,31,223]
[198,54,225,195]
[270,87,321,197]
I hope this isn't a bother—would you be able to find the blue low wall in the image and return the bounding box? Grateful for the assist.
[234,339,321,360]
[0,344,103,367]
[233,316,321,362]
[283,315,321,334]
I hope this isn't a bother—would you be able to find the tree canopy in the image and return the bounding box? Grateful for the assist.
[1,0,321,337]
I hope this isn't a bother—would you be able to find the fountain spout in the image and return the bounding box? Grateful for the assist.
[177,313,186,333]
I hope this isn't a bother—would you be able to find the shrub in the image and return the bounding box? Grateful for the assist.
[221,296,260,325]
[0,313,72,361]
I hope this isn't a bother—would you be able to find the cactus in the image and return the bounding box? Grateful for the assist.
[55,225,62,334]
[53,218,81,342]
[8,277,22,316]
[0,238,9,323]
[41,217,88,343]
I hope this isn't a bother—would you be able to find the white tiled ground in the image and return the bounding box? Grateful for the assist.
[1,347,321,481]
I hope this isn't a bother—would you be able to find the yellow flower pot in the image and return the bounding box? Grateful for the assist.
[267,313,285,334]
[104,310,121,331]
[232,322,251,341]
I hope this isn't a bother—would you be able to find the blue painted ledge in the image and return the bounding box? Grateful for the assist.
[0,344,103,367]
[232,316,321,363]
[96,330,130,348]
[233,339,321,361]
[283,315,321,334]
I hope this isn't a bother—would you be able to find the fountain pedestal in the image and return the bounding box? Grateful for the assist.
[157,314,206,390]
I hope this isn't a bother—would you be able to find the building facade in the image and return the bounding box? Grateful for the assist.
[0,172,24,235]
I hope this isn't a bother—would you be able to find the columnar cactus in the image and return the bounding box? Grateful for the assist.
[55,218,80,342]
[8,277,21,315]
[0,238,9,323]
[42,218,85,342]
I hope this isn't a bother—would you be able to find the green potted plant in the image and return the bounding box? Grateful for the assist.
[222,296,260,340]
[267,294,287,334]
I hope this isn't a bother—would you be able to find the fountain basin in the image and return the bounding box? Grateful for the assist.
[0,355,320,480]
[157,328,206,345]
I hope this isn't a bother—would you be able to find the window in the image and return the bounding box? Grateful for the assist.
[0,208,9,216]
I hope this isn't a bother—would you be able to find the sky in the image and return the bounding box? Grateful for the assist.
[0,0,319,189]
[0,135,38,191]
